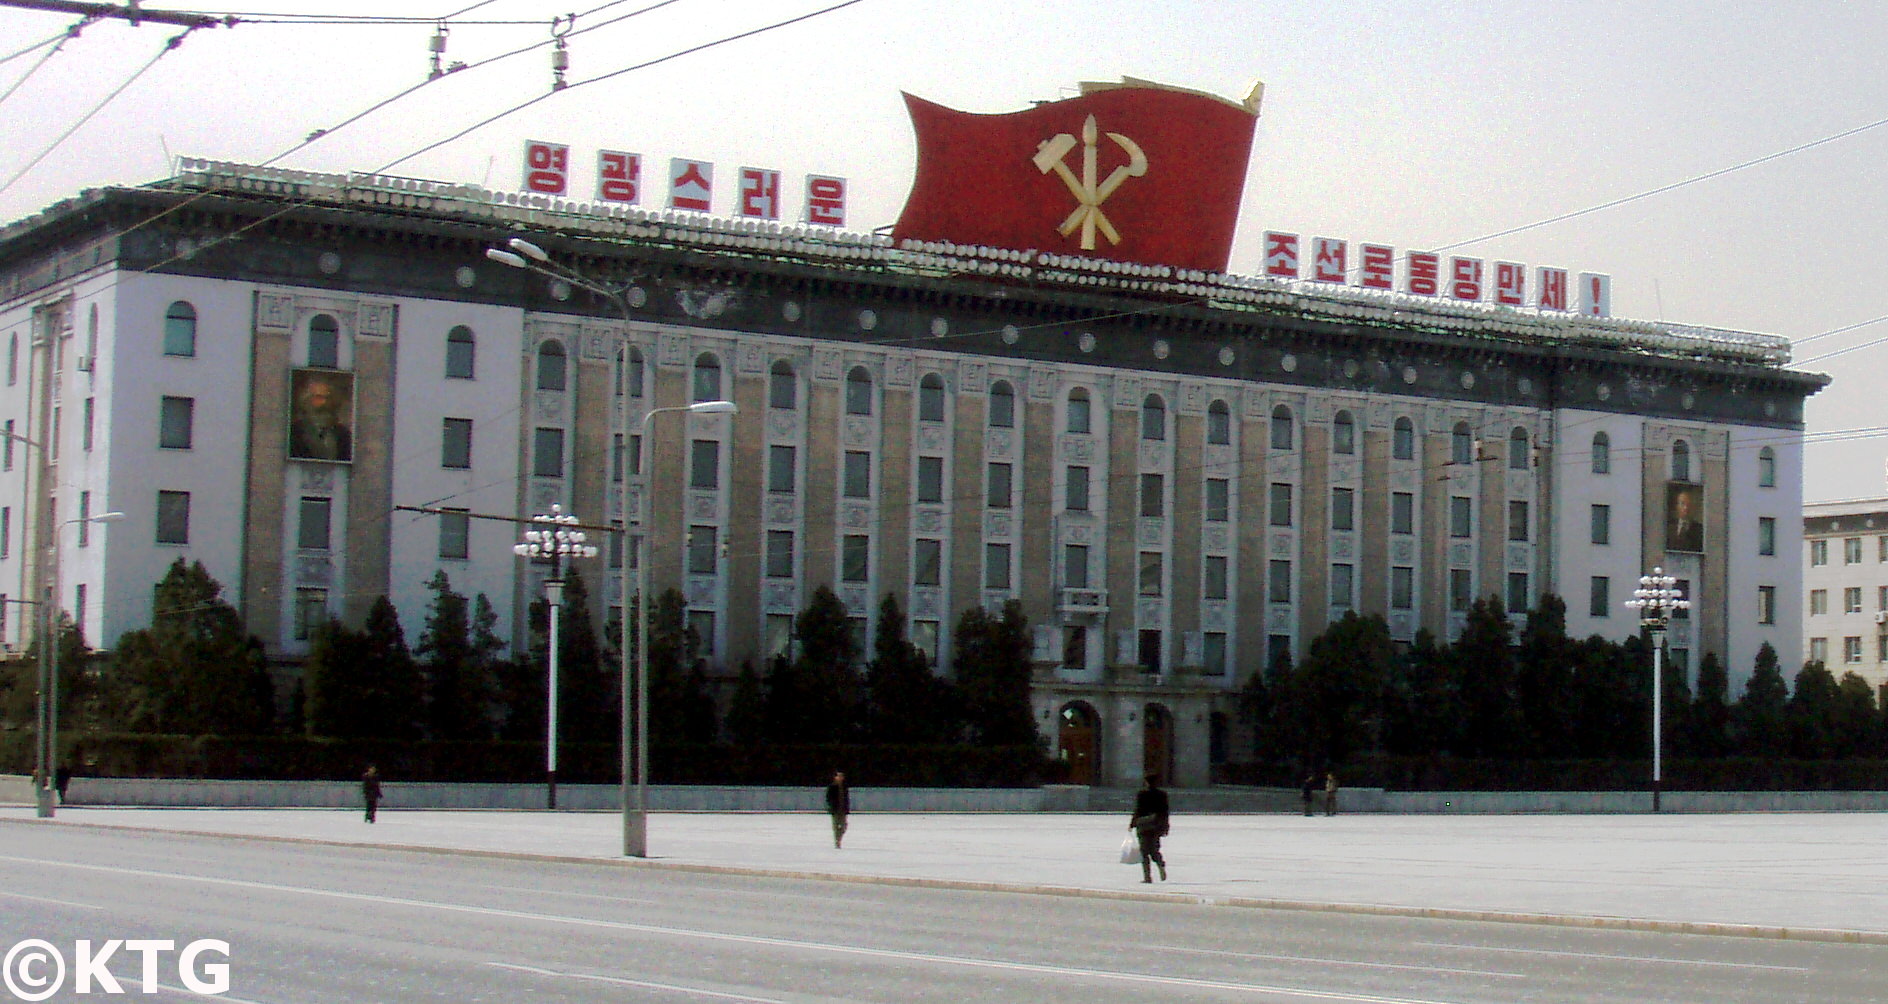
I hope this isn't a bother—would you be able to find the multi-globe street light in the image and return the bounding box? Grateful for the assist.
[513,503,596,810]
[1625,567,1689,813]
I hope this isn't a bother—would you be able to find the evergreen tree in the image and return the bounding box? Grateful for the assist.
[1732,641,1788,756]
[1454,597,1522,757]
[1833,671,1879,758]
[1658,639,1694,758]
[865,593,956,743]
[952,599,1038,747]
[765,586,862,743]
[109,559,274,735]
[1571,634,1644,758]
[1289,611,1393,766]
[525,568,614,745]
[1386,629,1459,756]
[646,588,717,747]
[305,597,421,740]
[1785,662,1838,759]
[1515,594,1575,758]
[725,660,767,747]
[416,571,492,741]
[1689,652,1732,758]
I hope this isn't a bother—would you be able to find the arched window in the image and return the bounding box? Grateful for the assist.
[6,333,16,385]
[988,380,1014,428]
[446,326,475,379]
[1141,394,1166,441]
[163,301,197,357]
[846,366,873,415]
[1591,432,1611,474]
[1333,411,1356,455]
[1393,417,1415,460]
[1452,422,1474,464]
[1758,446,1777,488]
[1067,387,1091,434]
[1672,439,1692,482]
[919,373,946,422]
[693,352,722,403]
[769,360,796,409]
[1509,427,1530,470]
[308,315,339,368]
[1270,405,1294,451]
[536,340,567,391]
[1207,400,1231,445]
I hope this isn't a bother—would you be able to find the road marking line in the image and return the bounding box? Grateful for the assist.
[489,962,786,1002]
[0,889,107,910]
[1156,944,1527,979]
[0,854,1472,1003]
[1412,942,1810,972]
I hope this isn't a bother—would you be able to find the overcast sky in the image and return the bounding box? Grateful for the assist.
[3,0,1884,503]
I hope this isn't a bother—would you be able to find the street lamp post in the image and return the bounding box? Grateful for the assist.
[513,504,596,810]
[1625,567,1689,813]
[33,509,125,818]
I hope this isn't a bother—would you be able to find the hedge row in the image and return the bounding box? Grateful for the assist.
[1217,756,1888,791]
[0,732,1054,787]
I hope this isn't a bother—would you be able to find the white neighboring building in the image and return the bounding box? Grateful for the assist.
[1802,501,1888,695]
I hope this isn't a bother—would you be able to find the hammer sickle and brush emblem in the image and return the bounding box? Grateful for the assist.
[1033,114,1148,249]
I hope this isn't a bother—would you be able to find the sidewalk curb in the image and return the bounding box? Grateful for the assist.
[8,816,1884,946]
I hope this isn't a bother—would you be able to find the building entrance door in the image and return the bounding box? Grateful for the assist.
[1057,703,1099,786]
[1142,703,1173,784]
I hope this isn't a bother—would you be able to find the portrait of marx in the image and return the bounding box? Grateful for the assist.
[288,369,354,462]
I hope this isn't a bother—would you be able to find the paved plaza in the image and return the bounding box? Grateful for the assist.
[4,806,1885,943]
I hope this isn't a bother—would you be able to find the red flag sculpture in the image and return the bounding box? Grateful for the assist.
[892,78,1262,274]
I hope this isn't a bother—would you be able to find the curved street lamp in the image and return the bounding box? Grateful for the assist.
[1625,567,1689,813]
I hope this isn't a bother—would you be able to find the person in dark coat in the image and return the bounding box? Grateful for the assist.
[1129,773,1170,883]
[361,765,382,823]
[1324,771,1340,817]
[1301,774,1316,816]
[824,771,849,848]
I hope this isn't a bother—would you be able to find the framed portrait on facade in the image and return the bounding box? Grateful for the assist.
[1665,481,1703,553]
[288,368,354,462]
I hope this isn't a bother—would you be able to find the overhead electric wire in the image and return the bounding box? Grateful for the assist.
[0,18,80,66]
[0,15,89,108]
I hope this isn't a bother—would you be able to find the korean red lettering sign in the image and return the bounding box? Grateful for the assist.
[1536,267,1568,311]
[1359,244,1394,290]
[1449,257,1483,301]
[1579,273,1612,317]
[806,175,847,227]
[1493,262,1526,306]
[739,168,781,220]
[669,158,714,211]
[1311,237,1347,283]
[597,150,641,204]
[524,140,569,195]
[1406,252,1440,295]
[1264,232,1300,278]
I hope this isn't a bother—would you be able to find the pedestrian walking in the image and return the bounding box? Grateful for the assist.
[362,765,382,823]
[825,770,849,848]
[1301,774,1316,816]
[1324,771,1340,817]
[1129,773,1169,883]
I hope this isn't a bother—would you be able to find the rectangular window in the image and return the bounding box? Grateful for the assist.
[1066,466,1090,512]
[439,508,470,560]
[1203,632,1227,676]
[532,428,564,478]
[844,451,871,498]
[692,611,717,657]
[1809,637,1828,665]
[916,455,942,502]
[1391,492,1413,534]
[688,525,719,574]
[1845,636,1863,664]
[1065,624,1088,670]
[611,434,624,483]
[1846,537,1864,564]
[1268,559,1292,603]
[1810,589,1828,615]
[1508,500,1529,542]
[1811,539,1828,566]
[298,496,332,550]
[1450,497,1472,537]
[1139,629,1162,674]
[1845,587,1863,614]
[912,621,939,664]
[1064,543,1089,589]
[73,583,85,630]
[1591,504,1611,545]
[441,418,472,469]
[82,397,93,452]
[76,491,91,546]
[50,406,58,462]
[1205,478,1229,522]
[766,614,793,659]
[1203,555,1228,599]
[1879,585,1887,611]
[1139,551,1163,596]
[160,396,195,450]
[1673,579,1692,619]
[1589,576,1610,618]
[1757,585,1776,625]
[1507,572,1529,614]
[1880,634,1888,662]
[2,420,11,469]
[988,462,1012,509]
[629,434,642,476]
[1140,473,1164,517]
[156,490,190,544]
[1452,569,1474,612]
[1331,487,1355,532]
[914,538,942,586]
[766,530,795,578]
[985,543,1011,590]
[840,534,869,582]
[1880,535,1888,562]
[769,445,797,493]
[1391,566,1414,609]
[0,507,8,558]
[1757,516,1775,556]
[293,587,328,641]
[1330,563,1354,608]
[608,520,623,569]
[1269,483,1293,527]
[690,439,719,489]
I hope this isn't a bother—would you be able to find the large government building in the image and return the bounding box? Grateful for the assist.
[0,151,1826,785]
